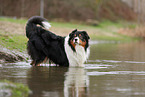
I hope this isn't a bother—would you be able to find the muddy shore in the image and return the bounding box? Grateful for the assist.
[0,45,28,63]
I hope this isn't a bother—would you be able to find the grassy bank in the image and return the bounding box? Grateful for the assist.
[0,17,27,52]
[0,34,27,52]
[0,17,140,52]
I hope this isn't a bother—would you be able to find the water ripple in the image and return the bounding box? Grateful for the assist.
[87,71,145,76]
[85,64,112,69]
[88,59,145,64]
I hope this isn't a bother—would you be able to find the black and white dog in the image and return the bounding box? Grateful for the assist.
[26,16,90,67]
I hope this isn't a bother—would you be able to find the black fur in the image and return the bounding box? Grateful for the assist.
[26,16,69,66]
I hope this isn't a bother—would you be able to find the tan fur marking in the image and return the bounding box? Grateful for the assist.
[79,39,86,48]
[30,57,48,66]
[37,64,40,66]
[43,57,48,63]
[30,61,35,66]
[70,39,76,49]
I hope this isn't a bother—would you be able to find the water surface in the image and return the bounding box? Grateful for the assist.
[1,41,145,97]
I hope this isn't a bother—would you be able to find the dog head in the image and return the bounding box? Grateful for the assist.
[69,29,90,51]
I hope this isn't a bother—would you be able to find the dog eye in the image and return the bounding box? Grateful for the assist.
[79,34,83,38]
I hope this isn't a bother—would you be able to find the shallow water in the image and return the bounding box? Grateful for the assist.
[1,41,145,97]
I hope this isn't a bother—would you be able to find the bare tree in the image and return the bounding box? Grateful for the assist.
[137,0,141,24]
[21,0,25,17]
[40,0,44,17]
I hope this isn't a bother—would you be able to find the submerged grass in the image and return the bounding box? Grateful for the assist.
[0,17,140,52]
[0,80,31,97]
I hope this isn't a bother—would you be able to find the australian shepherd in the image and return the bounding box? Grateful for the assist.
[26,16,90,67]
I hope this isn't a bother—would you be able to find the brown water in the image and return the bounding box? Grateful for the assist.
[1,41,145,97]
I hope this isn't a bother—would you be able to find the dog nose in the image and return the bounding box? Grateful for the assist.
[75,39,78,42]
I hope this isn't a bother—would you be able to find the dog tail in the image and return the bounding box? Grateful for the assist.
[26,16,51,38]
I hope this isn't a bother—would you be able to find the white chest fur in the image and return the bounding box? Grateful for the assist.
[64,36,90,67]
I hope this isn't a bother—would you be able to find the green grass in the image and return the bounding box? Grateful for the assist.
[91,34,140,42]
[51,20,139,42]
[0,34,27,52]
[0,17,27,52]
[98,20,122,27]
[0,80,31,97]
[0,17,140,52]
[51,21,90,29]
[0,17,27,24]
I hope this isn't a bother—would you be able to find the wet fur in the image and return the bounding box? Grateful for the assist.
[26,16,90,67]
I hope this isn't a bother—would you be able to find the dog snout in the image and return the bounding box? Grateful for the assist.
[75,39,78,42]
[74,37,79,43]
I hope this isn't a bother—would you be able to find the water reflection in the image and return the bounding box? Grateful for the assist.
[1,41,145,97]
[27,67,68,97]
[27,66,89,97]
[64,68,89,97]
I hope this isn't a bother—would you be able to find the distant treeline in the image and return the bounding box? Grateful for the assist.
[0,0,136,21]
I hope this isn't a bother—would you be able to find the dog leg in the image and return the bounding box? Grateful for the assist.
[30,61,35,66]
[43,57,48,63]
[36,64,40,66]
[30,60,40,66]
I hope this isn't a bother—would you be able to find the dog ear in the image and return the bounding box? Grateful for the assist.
[72,29,77,33]
[69,29,77,37]
[82,31,90,39]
